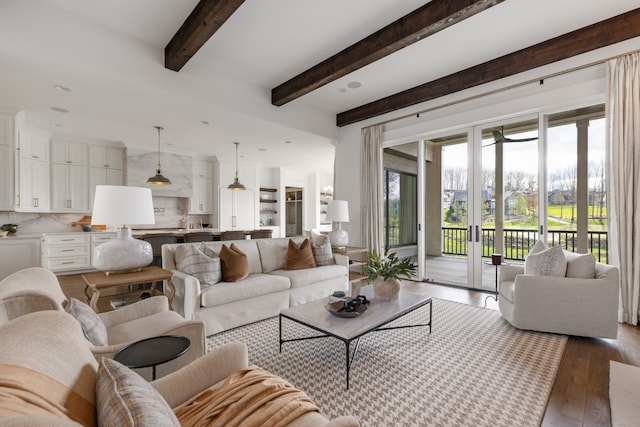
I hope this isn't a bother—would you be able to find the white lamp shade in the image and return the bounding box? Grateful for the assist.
[92,185,155,226]
[326,200,349,223]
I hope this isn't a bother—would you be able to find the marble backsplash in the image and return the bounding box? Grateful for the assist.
[127,149,193,198]
[0,197,210,234]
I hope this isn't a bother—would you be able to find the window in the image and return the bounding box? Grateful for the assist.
[384,169,417,249]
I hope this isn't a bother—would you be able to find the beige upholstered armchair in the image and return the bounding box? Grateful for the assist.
[0,267,205,380]
[0,310,359,426]
[498,260,619,339]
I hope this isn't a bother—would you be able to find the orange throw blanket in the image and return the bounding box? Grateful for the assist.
[174,367,320,427]
[0,363,95,426]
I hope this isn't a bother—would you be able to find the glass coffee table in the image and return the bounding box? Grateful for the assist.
[279,286,432,389]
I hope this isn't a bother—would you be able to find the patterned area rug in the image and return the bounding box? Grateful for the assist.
[207,298,567,427]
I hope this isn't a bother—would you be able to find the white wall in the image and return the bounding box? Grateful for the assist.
[335,37,640,247]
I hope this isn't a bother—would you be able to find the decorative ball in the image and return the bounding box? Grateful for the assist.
[83,225,93,232]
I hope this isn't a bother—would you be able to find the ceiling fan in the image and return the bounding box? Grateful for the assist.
[485,129,538,147]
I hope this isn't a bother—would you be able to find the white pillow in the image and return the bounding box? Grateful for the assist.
[524,244,567,276]
[311,233,335,266]
[564,251,596,278]
[175,244,221,288]
[526,240,548,257]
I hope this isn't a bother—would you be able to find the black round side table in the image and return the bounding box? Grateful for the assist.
[114,335,190,380]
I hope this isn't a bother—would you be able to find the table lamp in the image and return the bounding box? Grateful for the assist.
[91,185,155,273]
[326,200,349,248]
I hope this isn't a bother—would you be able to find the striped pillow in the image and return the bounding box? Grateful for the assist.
[311,233,335,266]
[175,244,221,288]
[65,298,108,346]
[96,358,180,427]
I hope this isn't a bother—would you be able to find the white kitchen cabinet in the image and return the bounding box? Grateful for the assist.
[17,156,49,211]
[18,130,49,162]
[89,146,124,170]
[51,140,87,165]
[41,232,116,273]
[219,188,256,230]
[51,163,89,211]
[0,146,12,210]
[0,114,14,210]
[0,236,41,280]
[16,130,50,212]
[51,140,89,212]
[89,167,123,208]
[88,146,124,209]
[190,159,213,214]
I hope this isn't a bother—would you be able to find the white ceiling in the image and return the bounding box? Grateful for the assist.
[0,0,638,175]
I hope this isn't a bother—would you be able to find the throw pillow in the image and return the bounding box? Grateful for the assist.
[219,243,249,282]
[285,238,317,270]
[524,244,567,276]
[526,240,548,257]
[65,298,108,346]
[311,233,335,266]
[175,244,221,288]
[96,358,180,427]
[564,251,597,278]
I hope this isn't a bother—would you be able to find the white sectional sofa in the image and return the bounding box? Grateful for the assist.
[162,236,349,335]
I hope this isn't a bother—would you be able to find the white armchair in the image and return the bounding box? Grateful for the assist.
[0,267,206,380]
[498,261,619,339]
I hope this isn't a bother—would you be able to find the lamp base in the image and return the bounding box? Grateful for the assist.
[93,227,153,273]
[329,223,349,247]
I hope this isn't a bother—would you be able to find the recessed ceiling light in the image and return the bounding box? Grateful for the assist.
[53,85,71,92]
[285,140,292,144]
[200,120,210,125]
[258,148,267,152]
[347,81,362,89]
[51,123,63,127]
[50,107,70,113]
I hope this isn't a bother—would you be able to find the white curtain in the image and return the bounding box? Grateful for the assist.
[606,52,640,325]
[360,125,384,254]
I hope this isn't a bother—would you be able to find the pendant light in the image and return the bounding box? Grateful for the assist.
[146,125,172,185]
[228,141,246,190]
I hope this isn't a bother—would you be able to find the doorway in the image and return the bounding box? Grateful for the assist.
[285,187,303,237]
[392,116,540,290]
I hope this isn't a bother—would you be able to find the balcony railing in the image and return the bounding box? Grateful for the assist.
[441,227,608,263]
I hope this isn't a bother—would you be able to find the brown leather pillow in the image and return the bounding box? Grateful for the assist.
[285,238,317,270]
[219,243,249,282]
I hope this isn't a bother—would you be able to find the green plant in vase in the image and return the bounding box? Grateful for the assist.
[363,250,416,300]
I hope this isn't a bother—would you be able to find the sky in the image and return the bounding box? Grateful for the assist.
[442,118,605,176]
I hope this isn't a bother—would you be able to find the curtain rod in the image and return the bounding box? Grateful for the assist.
[373,48,640,128]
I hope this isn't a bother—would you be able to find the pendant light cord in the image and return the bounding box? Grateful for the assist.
[156,126,163,171]
[234,142,239,179]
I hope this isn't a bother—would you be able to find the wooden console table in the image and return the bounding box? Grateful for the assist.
[81,266,174,312]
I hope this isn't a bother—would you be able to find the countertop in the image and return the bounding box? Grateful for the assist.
[0,232,47,240]
[131,228,222,237]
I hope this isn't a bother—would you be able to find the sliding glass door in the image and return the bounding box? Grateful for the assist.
[384,104,606,289]
[397,116,539,289]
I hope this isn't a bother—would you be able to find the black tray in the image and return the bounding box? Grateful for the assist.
[325,300,368,318]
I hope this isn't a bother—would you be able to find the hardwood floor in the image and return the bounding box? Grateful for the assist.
[57,274,638,426]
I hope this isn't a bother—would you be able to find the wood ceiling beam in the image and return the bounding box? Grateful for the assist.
[337,8,640,127]
[271,0,505,107]
[165,0,245,72]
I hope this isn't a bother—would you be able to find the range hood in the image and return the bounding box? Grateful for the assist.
[127,150,193,197]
